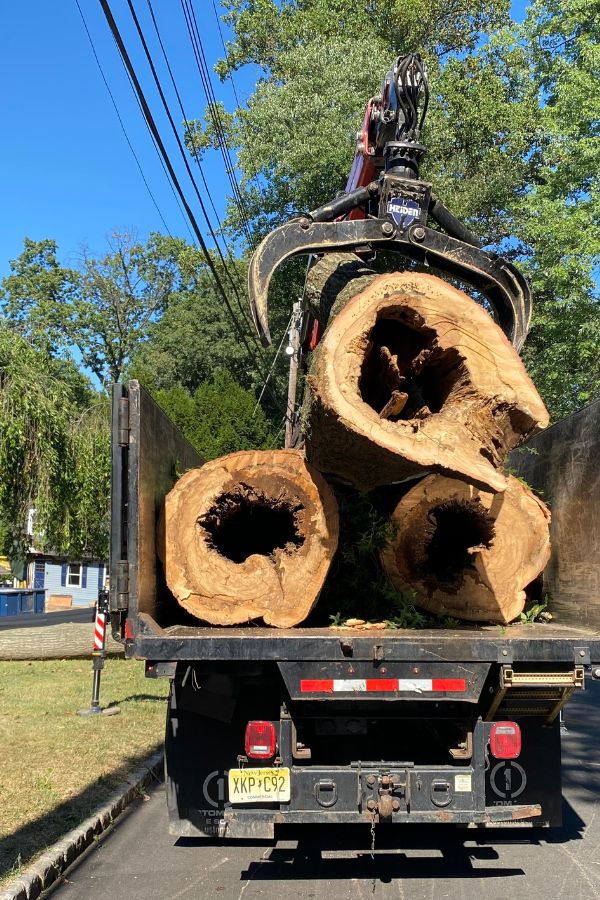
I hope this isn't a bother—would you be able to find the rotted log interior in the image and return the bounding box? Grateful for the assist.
[381,473,551,624]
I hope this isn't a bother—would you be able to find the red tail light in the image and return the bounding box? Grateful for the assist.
[490,721,521,759]
[245,721,276,759]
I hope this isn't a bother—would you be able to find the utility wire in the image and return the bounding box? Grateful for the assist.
[180,0,247,223]
[74,0,171,236]
[123,0,256,330]
[210,0,264,196]
[122,0,270,364]
[82,0,196,243]
[120,63,196,244]
[145,0,225,237]
[96,0,276,394]
[144,0,252,326]
[252,312,293,417]
[180,0,254,243]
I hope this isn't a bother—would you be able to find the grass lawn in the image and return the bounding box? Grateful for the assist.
[0,658,169,888]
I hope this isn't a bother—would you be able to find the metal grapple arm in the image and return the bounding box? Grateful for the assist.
[248,209,531,351]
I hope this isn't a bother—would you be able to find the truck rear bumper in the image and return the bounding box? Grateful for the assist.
[169,803,542,839]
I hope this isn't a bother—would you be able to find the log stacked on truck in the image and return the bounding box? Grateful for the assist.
[157,450,339,627]
[304,269,548,493]
[159,260,550,627]
[380,474,551,624]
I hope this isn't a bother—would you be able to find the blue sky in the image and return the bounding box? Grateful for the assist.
[0,1,529,276]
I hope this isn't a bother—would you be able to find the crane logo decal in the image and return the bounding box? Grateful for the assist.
[387,197,421,229]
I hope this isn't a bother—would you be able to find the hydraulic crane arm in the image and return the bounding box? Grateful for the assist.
[248,53,532,352]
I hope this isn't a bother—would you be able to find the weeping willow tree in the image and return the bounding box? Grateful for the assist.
[0,326,110,561]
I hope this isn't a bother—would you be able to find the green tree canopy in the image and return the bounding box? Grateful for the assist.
[1,232,183,386]
[0,326,109,558]
[154,369,274,460]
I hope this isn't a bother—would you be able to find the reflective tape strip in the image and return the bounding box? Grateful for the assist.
[93,612,106,651]
[300,677,466,693]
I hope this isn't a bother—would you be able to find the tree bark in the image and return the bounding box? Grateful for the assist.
[303,270,549,493]
[381,474,551,624]
[157,449,339,627]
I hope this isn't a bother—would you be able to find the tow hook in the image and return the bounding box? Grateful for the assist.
[366,772,408,820]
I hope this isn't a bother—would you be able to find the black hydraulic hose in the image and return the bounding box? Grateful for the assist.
[429,196,482,248]
[308,183,378,222]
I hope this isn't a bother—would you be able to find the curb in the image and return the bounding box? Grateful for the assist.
[0,752,163,900]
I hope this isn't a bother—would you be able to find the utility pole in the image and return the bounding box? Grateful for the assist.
[285,301,303,448]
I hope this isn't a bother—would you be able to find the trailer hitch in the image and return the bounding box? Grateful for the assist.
[365,770,411,821]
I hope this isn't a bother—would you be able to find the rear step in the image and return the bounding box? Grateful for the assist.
[486,666,584,723]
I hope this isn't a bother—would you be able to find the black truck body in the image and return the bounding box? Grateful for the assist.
[110,381,600,839]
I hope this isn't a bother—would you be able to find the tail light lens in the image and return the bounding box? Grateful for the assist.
[490,721,521,759]
[245,721,276,759]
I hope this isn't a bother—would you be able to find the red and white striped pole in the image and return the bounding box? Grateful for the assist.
[77,587,120,716]
[93,606,107,653]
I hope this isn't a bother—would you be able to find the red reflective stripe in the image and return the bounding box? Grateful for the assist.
[366,679,399,691]
[301,679,334,693]
[301,677,466,693]
[431,679,466,691]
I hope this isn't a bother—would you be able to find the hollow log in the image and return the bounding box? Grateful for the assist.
[304,251,377,328]
[157,449,339,627]
[381,474,551,624]
[304,270,549,492]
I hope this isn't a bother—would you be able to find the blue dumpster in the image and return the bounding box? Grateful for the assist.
[0,589,45,616]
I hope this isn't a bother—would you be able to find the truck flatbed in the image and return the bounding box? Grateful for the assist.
[135,616,600,663]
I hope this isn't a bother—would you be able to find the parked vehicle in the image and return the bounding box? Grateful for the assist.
[109,382,600,839]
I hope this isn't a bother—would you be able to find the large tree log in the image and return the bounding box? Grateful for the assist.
[381,474,551,624]
[157,449,339,627]
[304,270,549,492]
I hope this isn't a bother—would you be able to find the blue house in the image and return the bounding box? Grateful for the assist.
[28,556,107,607]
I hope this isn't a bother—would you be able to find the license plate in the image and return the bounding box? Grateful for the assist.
[228,767,290,804]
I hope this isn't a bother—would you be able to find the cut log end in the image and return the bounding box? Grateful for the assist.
[305,271,549,493]
[158,450,339,628]
[381,474,551,624]
[360,312,464,423]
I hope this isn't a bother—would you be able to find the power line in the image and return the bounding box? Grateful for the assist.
[145,0,225,237]
[210,0,264,196]
[96,0,276,394]
[74,0,171,236]
[252,312,293,417]
[122,0,266,353]
[120,63,196,244]
[144,0,251,325]
[185,0,252,234]
[180,0,254,244]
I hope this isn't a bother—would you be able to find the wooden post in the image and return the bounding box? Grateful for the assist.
[285,300,303,449]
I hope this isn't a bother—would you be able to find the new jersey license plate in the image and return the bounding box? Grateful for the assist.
[228,767,291,804]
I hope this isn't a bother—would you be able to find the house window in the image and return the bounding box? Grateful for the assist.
[67,564,82,587]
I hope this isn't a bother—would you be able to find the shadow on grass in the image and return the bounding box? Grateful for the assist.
[111,694,168,704]
[0,742,164,884]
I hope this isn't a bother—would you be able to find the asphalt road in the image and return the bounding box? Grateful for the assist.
[49,680,600,900]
